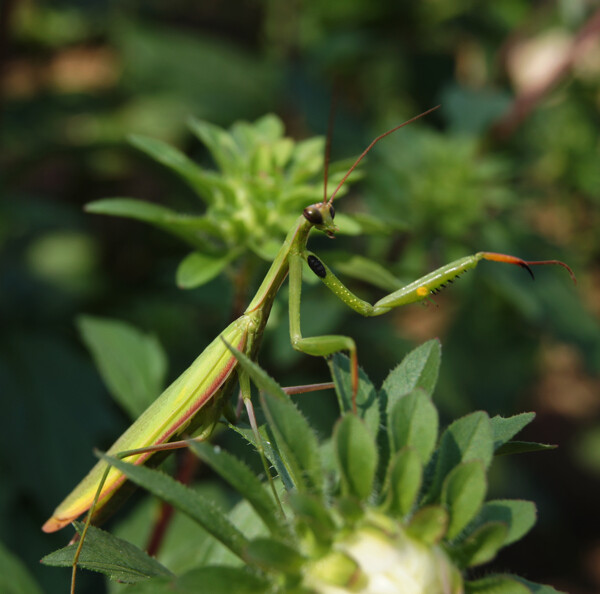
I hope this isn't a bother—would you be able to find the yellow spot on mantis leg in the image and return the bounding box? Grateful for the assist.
[417,286,429,297]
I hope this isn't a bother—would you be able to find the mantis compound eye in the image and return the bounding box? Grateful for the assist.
[303,205,323,225]
[329,205,335,220]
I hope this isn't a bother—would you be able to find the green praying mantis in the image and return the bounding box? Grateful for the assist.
[42,106,576,590]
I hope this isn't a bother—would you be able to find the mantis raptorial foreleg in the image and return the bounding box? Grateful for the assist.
[289,249,576,414]
[289,253,361,412]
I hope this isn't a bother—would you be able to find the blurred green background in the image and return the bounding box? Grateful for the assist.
[1,1,600,593]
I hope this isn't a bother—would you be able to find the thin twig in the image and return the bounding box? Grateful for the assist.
[494,7,600,138]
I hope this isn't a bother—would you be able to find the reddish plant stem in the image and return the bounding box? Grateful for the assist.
[494,7,600,139]
[145,450,200,557]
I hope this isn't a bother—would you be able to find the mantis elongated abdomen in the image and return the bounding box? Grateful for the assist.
[42,316,249,532]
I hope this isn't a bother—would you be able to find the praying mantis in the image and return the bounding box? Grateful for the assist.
[42,107,575,591]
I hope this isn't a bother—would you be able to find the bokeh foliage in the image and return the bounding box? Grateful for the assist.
[1,1,599,593]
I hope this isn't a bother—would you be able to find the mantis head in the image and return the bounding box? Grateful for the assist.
[303,202,337,238]
[303,106,442,241]
[306,105,441,241]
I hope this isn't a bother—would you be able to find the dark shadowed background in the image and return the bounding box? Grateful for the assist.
[1,2,600,593]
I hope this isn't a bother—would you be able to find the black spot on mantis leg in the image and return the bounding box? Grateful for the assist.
[307,255,327,279]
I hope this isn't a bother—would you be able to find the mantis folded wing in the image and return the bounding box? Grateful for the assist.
[42,317,248,532]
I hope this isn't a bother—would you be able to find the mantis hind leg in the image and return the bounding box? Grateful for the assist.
[236,370,285,513]
[68,405,226,594]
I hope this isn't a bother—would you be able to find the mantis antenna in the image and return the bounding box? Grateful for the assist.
[322,91,338,205]
[326,105,441,206]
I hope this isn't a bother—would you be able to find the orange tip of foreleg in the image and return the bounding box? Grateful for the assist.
[480,252,576,285]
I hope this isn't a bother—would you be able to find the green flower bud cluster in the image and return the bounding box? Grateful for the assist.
[85,115,364,289]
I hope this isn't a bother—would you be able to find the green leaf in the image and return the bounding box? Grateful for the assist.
[350,212,404,234]
[234,113,284,145]
[474,500,537,546]
[127,566,272,593]
[85,198,221,250]
[86,197,178,221]
[101,454,248,559]
[450,522,508,568]
[328,213,362,236]
[512,576,568,594]
[381,447,422,517]
[221,339,287,403]
[334,413,378,501]
[227,423,294,491]
[466,574,531,594]
[243,538,305,574]
[495,441,556,456]
[491,413,536,451]
[288,136,325,184]
[188,118,242,175]
[248,236,283,261]
[406,505,448,545]
[388,389,438,465]
[77,315,167,419]
[328,354,379,438]
[42,523,173,583]
[176,251,234,289]
[336,496,364,523]
[260,390,324,495]
[128,134,222,203]
[222,341,324,495]
[0,540,43,594]
[257,113,284,139]
[187,441,286,539]
[381,340,441,414]
[442,461,487,540]
[428,411,493,502]
[288,492,336,543]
